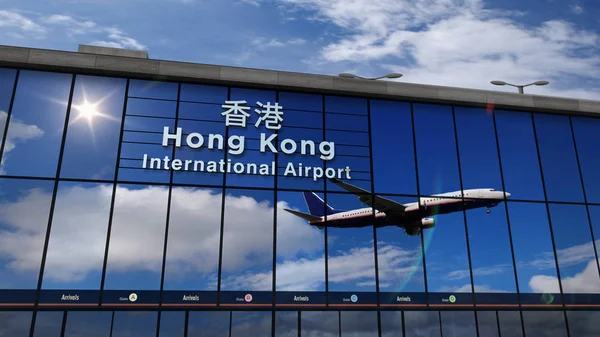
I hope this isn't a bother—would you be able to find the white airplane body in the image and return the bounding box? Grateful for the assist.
[284,178,511,236]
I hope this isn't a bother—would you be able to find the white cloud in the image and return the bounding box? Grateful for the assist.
[0,111,45,174]
[439,283,509,293]
[276,0,600,100]
[570,3,584,14]
[447,264,509,280]
[0,10,46,34]
[530,259,600,293]
[0,10,144,51]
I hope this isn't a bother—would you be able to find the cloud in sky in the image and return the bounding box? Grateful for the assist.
[0,111,44,174]
[0,10,144,50]
[272,0,600,99]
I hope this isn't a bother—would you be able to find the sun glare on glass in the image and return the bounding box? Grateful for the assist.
[75,101,101,120]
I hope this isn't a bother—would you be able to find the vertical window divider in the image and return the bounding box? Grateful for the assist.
[271,91,279,337]
[29,73,76,337]
[99,78,130,307]
[366,98,382,337]
[491,109,526,337]
[216,87,231,307]
[451,106,479,337]
[530,112,571,337]
[323,96,329,308]
[0,69,20,166]
[410,103,428,307]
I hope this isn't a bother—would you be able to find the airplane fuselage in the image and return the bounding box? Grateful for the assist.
[309,188,509,228]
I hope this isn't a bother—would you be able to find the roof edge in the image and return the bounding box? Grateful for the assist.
[0,44,598,116]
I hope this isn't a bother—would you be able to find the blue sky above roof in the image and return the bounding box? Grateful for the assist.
[0,0,599,99]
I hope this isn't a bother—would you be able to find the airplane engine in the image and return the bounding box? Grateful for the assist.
[422,218,435,228]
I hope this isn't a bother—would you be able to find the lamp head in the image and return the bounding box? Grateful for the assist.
[491,80,507,86]
[534,80,550,86]
[338,73,357,79]
[385,73,403,79]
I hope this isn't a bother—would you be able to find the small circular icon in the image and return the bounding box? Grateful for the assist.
[350,294,358,303]
[449,295,456,303]
[129,293,138,302]
[244,294,253,302]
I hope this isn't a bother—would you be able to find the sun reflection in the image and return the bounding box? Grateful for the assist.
[74,101,101,120]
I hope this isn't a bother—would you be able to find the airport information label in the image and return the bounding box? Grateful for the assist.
[141,100,353,181]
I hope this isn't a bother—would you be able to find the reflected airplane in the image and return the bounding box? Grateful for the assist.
[284,178,511,236]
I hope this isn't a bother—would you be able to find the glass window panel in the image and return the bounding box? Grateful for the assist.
[0,311,32,336]
[0,178,54,289]
[497,311,523,337]
[495,110,544,201]
[326,113,368,131]
[60,75,125,180]
[413,104,461,196]
[0,71,71,177]
[534,113,584,202]
[283,110,322,128]
[275,311,297,337]
[404,311,440,337]
[566,311,600,337]
[230,311,271,337]
[589,206,600,275]
[279,91,322,112]
[104,184,169,290]
[163,187,221,290]
[128,80,177,100]
[179,102,227,123]
[476,311,499,337]
[112,312,157,337]
[64,311,112,337]
[326,192,377,293]
[159,312,184,337]
[380,311,403,337]
[325,96,367,115]
[0,68,17,152]
[370,100,416,195]
[42,182,112,290]
[507,202,561,303]
[422,198,473,303]
[225,88,276,188]
[180,84,228,104]
[220,189,274,291]
[376,196,426,294]
[522,311,567,337]
[440,311,476,337]
[341,311,377,336]
[33,311,63,337]
[188,311,230,337]
[465,203,518,299]
[276,191,325,292]
[549,204,600,294]
[571,116,600,204]
[301,311,338,337]
[277,125,326,191]
[127,98,177,119]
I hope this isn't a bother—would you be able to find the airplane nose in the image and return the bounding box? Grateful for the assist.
[505,192,511,198]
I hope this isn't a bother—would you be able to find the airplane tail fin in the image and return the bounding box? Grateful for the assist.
[302,191,342,217]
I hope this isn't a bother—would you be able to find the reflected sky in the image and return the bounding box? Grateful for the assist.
[0,70,599,304]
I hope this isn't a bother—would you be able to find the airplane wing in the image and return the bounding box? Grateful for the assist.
[329,178,406,215]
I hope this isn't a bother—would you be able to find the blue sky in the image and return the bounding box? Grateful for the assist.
[0,0,600,100]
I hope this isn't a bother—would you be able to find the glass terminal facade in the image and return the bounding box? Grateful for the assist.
[0,67,599,336]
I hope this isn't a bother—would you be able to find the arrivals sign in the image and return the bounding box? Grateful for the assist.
[141,100,353,181]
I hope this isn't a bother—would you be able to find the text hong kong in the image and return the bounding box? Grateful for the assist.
[141,100,352,181]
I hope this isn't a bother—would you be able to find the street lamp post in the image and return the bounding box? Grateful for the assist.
[338,73,403,80]
[490,80,550,94]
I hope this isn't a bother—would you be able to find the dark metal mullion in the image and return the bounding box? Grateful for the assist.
[365,99,382,337]
[0,69,20,166]
[271,91,279,337]
[297,311,301,337]
[216,87,231,306]
[409,103,428,305]
[59,311,67,337]
[491,109,527,337]
[99,78,130,304]
[568,116,600,285]
[29,73,77,337]
[495,311,502,337]
[530,112,570,337]
[338,310,342,337]
[155,83,182,337]
[109,311,115,337]
[450,107,478,337]
[401,310,406,337]
[438,311,444,337]
[322,95,329,307]
[228,311,233,337]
